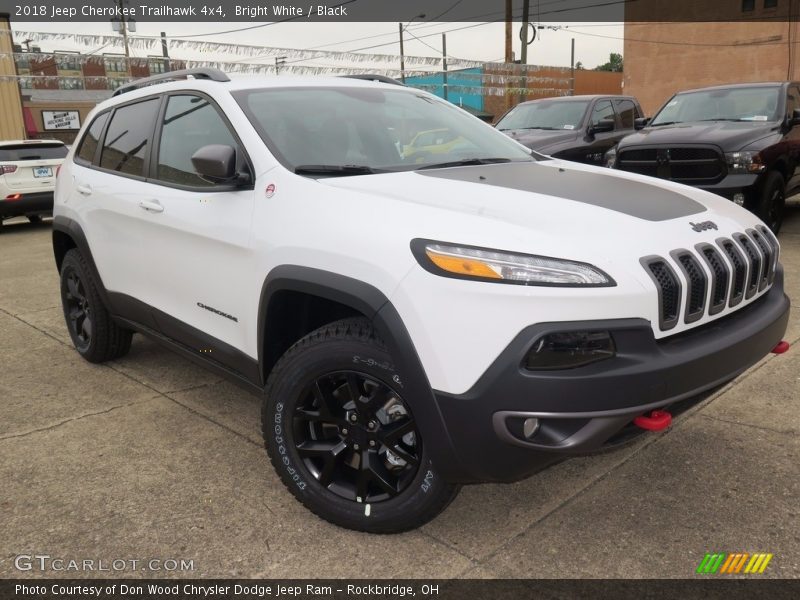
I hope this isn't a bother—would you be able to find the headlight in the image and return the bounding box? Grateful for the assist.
[411,240,615,286]
[604,146,617,168]
[725,151,765,174]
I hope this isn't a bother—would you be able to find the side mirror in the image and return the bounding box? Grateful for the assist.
[191,144,249,185]
[789,108,800,127]
[634,117,650,130]
[589,119,615,135]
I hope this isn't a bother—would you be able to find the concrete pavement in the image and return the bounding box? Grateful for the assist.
[0,207,798,579]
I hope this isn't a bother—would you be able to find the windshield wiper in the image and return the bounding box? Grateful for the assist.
[505,126,560,131]
[649,121,678,127]
[416,158,514,170]
[294,164,381,176]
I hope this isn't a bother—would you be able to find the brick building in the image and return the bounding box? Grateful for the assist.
[624,0,800,115]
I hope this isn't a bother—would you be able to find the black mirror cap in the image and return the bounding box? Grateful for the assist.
[634,117,650,130]
[790,108,800,127]
[191,144,237,183]
[589,119,615,134]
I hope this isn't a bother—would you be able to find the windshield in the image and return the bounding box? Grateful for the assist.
[0,143,67,161]
[650,86,782,126]
[496,100,590,131]
[234,86,534,173]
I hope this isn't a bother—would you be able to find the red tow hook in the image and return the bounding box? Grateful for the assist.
[633,410,672,432]
[772,340,790,354]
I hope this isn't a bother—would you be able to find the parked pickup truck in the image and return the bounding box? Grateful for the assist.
[609,82,800,234]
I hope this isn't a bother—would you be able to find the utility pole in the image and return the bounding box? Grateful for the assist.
[504,0,512,63]
[520,0,530,65]
[160,31,170,72]
[442,33,448,102]
[275,56,287,74]
[117,0,130,61]
[399,22,406,83]
[570,38,575,96]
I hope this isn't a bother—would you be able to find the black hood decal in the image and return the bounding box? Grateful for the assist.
[416,162,706,221]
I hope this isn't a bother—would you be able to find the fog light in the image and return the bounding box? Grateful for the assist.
[732,193,745,206]
[523,418,540,439]
[525,330,615,370]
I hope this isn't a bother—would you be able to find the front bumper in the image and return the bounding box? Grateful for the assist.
[434,267,790,483]
[695,173,761,202]
[0,191,54,219]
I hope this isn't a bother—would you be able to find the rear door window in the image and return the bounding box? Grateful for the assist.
[100,98,159,177]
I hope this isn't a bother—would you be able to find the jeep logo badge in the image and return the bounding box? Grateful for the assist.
[690,221,718,232]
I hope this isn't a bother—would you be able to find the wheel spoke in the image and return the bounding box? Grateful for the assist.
[81,316,93,340]
[363,450,398,496]
[310,379,342,420]
[66,275,81,299]
[358,383,390,413]
[386,443,419,467]
[345,373,363,404]
[317,441,347,487]
[379,418,416,445]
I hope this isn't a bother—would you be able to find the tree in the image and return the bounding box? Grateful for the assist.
[575,61,585,70]
[595,53,623,72]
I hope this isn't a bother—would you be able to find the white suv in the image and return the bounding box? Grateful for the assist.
[0,139,67,230]
[53,69,791,532]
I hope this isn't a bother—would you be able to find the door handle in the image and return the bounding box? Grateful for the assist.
[139,199,164,213]
[76,184,92,196]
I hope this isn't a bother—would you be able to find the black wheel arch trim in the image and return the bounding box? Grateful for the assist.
[257,265,468,481]
[52,215,111,308]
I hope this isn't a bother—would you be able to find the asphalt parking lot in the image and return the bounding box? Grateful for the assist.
[0,207,799,580]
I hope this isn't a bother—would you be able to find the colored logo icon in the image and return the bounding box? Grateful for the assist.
[696,552,773,574]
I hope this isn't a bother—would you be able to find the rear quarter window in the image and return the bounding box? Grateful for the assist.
[100,98,159,177]
[75,112,110,165]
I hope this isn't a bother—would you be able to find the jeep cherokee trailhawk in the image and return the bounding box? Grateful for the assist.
[53,69,791,532]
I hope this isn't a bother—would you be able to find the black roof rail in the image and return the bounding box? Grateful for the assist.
[112,68,230,97]
[340,74,405,86]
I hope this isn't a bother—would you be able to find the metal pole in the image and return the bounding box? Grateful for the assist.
[520,0,530,65]
[504,0,512,63]
[570,38,575,96]
[399,22,406,83]
[442,33,448,102]
[118,0,130,76]
[160,31,170,72]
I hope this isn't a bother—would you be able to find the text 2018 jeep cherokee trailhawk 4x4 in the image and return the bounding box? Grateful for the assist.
[53,70,791,533]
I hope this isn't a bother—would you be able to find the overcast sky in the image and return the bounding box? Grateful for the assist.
[11,20,623,71]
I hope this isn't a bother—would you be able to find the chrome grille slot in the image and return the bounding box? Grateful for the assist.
[733,233,761,299]
[696,243,728,315]
[672,250,707,323]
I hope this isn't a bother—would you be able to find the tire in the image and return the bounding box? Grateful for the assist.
[262,317,459,533]
[59,248,133,363]
[749,171,785,234]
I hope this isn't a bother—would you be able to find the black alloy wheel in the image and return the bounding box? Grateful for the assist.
[294,370,421,503]
[63,268,93,351]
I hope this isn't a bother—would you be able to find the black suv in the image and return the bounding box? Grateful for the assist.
[495,95,643,166]
[609,82,800,234]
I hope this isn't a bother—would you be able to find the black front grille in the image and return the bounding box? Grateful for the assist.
[673,251,707,323]
[643,230,774,332]
[617,146,725,184]
[697,244,728,315]
[734,233,762,299]
[719,240,746,307]
[749,229,773,291]
[642,258,681,330]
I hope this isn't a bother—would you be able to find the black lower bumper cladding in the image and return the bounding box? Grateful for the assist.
[434,267,790,483]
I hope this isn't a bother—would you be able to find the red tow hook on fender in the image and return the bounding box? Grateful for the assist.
[633,410,672,432]
[772,340,790,354]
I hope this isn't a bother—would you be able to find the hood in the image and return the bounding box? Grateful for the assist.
[317,160,762,268]
[619,120,778,151]
[499,128,581,151]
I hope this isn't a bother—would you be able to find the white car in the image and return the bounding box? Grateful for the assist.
[53,69,791,533]
[0,139,67,230]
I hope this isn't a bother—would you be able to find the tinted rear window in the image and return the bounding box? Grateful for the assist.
[100,98,159,177]
[0,144,67,161]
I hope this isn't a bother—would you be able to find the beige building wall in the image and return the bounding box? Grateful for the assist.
[624,1,800,115]
[0,14,25,141]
